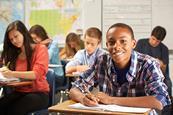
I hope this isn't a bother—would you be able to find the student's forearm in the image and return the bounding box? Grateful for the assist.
[160,64,166,74]
[157,59,166,73]
[109,96,163,110]
[12,71,36,80]
[66,67,77,74]
[69,87,85,103]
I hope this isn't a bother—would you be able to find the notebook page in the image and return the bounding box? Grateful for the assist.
[0,72,20,83]
[69,103,151,113]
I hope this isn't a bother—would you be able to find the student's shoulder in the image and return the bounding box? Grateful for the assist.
[137,38,148,44]
[76,49,86,54]
[135,51,158,65]
[35,44,48,51]
[97,51,111,61]
[97,48,108,55]
[160,42,169,51]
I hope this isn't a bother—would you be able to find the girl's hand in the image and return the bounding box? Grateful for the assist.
[0,67,13,78]
[0,66,8,72]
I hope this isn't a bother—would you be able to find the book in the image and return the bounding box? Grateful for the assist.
[69,103,151,113]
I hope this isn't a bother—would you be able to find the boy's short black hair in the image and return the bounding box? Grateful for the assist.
[107,23,134,40]
[151,26,166,41]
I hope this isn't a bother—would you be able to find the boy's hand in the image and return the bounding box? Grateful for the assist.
[96,92,111,104]
[81,93,99,106]
[76,65,90,72]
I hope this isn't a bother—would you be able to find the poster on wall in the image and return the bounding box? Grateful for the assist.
[25,0,83,46]
[0,0,24,51]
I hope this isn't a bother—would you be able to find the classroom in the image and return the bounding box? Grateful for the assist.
[0,0,173,115]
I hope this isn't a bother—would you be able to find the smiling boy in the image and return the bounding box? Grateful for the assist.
[69,23,171,111]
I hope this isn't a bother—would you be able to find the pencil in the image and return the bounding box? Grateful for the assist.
[6,62,10,68]
[82,84,91,95]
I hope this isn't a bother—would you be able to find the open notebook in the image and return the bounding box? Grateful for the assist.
[69,103,151,113]
[0,72,20,84]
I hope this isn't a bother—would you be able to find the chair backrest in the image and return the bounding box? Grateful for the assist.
[55,60,69,92]
[164,64,172,96]
[46,72,55,106]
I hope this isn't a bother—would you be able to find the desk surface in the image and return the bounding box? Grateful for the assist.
[48,100,151,115]
[0,81,33,87]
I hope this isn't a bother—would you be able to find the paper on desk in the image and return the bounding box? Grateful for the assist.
[48,64,63,68]
[69,103,151,113]
[0,72,20,83]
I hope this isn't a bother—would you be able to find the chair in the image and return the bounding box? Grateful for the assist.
[55,61,69,103]
[164,64,172,96]
[55,77,69,103]
[29,71,56,115]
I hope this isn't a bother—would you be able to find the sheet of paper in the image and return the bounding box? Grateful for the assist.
[69,103,151,113]
[0,72,20,83]
[48,64,63,68]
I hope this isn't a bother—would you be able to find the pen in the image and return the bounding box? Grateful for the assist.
[6,62,10,68]
[82,84,99,103]
[82,84,91,95]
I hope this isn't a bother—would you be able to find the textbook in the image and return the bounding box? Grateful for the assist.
[0,72,20,84]
[69,103,151,113]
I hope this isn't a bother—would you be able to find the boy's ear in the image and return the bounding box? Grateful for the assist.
[106,42,108,47]
[132,39,136,49]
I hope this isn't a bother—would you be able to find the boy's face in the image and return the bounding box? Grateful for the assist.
[84,35,100,55]
[106,27,136,68]
[149,36,161,47]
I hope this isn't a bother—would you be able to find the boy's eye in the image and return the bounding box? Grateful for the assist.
[108,41,115,46]
[120,40,127,44]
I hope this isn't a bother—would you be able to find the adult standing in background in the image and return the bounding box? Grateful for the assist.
[135,26,172,97]
[0,20,49,115]
[29,25,64,87]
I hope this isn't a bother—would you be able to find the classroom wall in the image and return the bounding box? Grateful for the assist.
[83,0,173,48]
[82,0,102,34]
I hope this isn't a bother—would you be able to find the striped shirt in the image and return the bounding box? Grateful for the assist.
[73,50,171,107]
[66,48,106,69]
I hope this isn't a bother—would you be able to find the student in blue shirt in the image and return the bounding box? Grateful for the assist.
[66,27,106,74]
[29,25,64,87]
[135,26,172,97]
[69,23,171,111]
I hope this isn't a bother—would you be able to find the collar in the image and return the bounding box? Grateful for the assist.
[107,50,138,82]
[86,47,99,58]
[127,50,138,82]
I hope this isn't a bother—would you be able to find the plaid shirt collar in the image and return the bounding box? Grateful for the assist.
[107,50,138,83]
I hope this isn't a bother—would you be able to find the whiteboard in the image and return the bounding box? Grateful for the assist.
[102,0,173,50]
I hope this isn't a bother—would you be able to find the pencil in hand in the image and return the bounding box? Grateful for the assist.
[6,62,10,68]
[0,62,10,72]
[82,84,99,104]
